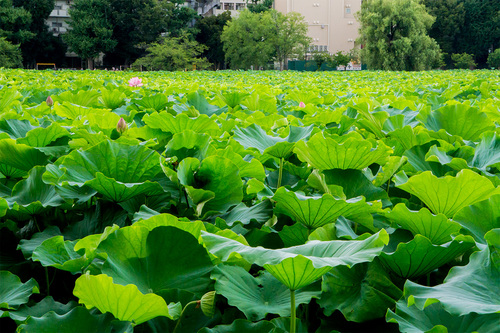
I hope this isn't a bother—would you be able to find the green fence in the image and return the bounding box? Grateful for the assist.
[288,60,367,71]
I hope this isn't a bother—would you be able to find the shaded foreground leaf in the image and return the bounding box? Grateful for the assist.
[0,271,39,309]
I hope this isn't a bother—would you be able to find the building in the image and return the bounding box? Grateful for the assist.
[274,0,361,54]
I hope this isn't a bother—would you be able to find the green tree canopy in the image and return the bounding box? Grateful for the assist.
[246,0,273,13]
[0,37,23,68]
[357,0,443,70]
[0,0,34,45]
[64,0,117,69]
[221,10,275,69]
[195,11,232,70]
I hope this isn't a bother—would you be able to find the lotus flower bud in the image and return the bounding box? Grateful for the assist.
[199,291,216,318]
[117,117,127,134]
[299,101,306,108]
[128,77,143,87]
[46,96,54,107]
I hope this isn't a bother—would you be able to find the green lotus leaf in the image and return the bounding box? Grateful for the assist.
[425,143,473,171]
[273,187,374,229]
[53,90,101,107]
[394,169,500,217]
[402,230,500,316]
[185,91,227,116]
[143,112,220,136]
[6,166,65,215]
[403,143,451,176]
[2,296,77,323]
[0,119,36,139]
[32,236,89,274]
[218,90,249,108]
[17,123,69,148]
[17,306,132,333]
[319,260,402,322]
[219,200,273,227]
[74,273,177,325]
[241,91,277,114]
[373,156,408,187]
[179,156,243,216]
[423,104,495,141]
[0,271,39,309]
[0,139,48,171]
[387,125,433,155]
[133,213,206,238]
[294,132,392,170]
[82,111,121,130]
[470,131,500,172]
[279,223,310,247]
[387,300,500,333]
[0,198,6,217]
[211,147,266,181]
[17,226,62,259]
[453,194,500,244]
[322,169,388,202]
[0,89,22,111]
[53,102,98,119]
[233,124,313,158]
[212,265,320,321]
[385,204,462,244]
[201,229,389,290]
[97,226,214,296]
[99,88,126,109]
[43,140,164,202]
[198,319,285,333]
[165,130,211,161]
[74,225,120,258]
[380,234,476,279]
[133,93,168,111]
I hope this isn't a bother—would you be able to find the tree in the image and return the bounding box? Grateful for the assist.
[312,51,331,70]
[487,48,500,68]
[132,33,210,71]
[423,0,465,67]
[357,0,443,71]
[269,10,311,70]
[0,0,34,45]
[12,0,67,68]
[0,37,23,68]
[451,52,476,69]
[195,11,232,70]
[332,51,351,69]
[246,0,273,13]
[221,10,275,69]
[64,0,117,69]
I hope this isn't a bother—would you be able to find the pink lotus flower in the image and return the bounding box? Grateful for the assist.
[128,77,143,87]
[299,101,306,108]
[117,118,127,134]
[46,96,54,107]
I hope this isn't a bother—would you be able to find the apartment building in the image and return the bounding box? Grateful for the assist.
[275,0,361,54]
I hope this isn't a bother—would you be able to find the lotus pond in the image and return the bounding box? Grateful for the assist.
[0,69,499,333]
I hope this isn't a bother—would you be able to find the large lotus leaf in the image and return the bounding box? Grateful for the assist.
[0,119,36,139]
[232,124,313,158]
[211,147,266,181]
[0,271,39,309]
[74,273,178,325]
[180,156,243,216]
[218,90,249,108]
[387,300,500,333]
[380,234,475,279]
[470,131,500,172]
[425,143,473,171]
[279,223,310,247]
[6,166,65,215]
[2,296,76,323]
[17,306,132,333]
[32,236,89,274]
[99,88,126,109]
[17,123,69,148]
[387,125,433,155]
[133,213,206,238]
[133,93,168,111]
[0,89,22,112]
[0,139,48,171]
[43,140,164,202]
[219,200,273,227]
[165,130,211,161]
[201,230,389,290]
[17,226,62,259]
[185,91,227,116]
[453,194,500,244]
[0,198,6,217]
[423,104,495,141]
[199,319,285,333]
[98,226,214,296]
[319,260,402,322]
[212,265,320,321]
[322,169,388,202]
[143,112,220,136]
[402,229,500,316]
[403,143,452,177]
[74,225,121,259]
[385,204,462,244]
[394,169,500,217]
[373,156,408,187]
[273,187,374,229]
[241,91,277,114]
[53,102,99,119]
[294,133,392,170]
[53,90,101,107]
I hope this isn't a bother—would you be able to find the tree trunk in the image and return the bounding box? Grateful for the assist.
[87,58,94,70]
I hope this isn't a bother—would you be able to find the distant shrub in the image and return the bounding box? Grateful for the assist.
[487,49,500,69]
[0,38,23,68]
[451,53,476,69]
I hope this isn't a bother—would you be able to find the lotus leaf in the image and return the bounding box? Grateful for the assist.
[0,271,39,309]
[143,112,220,136]
[0,139,48,172]
[32,236,89,274]
[1,297,76,323]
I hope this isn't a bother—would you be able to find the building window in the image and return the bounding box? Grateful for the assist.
[54,5,62,9]
[235,3,246,10]
[52,22,63,27]
[346,8,351,14]
[224,3,234,10]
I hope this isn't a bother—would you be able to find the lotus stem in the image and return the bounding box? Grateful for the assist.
[290,289,296,333]
[277,158,284,189]
[173,300,198,333]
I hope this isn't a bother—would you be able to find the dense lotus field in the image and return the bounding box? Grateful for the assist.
[0,68,499,333]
